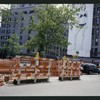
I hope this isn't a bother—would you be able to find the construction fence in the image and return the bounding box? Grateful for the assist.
[0,56,82,85]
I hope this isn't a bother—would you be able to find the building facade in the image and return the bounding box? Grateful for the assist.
[0,4,68,57]
[91,4,100,58]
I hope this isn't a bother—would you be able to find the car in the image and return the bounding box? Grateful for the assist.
[97,67,100,74]
[80,63,100,74]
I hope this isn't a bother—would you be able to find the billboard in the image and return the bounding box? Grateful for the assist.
[67,4,94,57]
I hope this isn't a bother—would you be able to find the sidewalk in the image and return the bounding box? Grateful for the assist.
[0,75,100,96]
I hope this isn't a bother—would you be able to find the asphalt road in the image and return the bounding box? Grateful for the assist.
[0,75,100,96]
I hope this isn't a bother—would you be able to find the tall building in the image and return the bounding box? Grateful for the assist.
[91,4,100,58]
[0,4,68,57]
[0,4,38,53]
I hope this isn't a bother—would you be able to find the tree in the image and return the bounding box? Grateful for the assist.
[0,34,22,58]
[24,4,80,57]
[0,5,24,58]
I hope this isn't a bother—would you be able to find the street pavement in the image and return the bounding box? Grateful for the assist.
[0,75,100,96]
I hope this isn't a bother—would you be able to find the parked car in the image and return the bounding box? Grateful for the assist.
[80,63,100,74]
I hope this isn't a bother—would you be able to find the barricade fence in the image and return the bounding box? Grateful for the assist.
[0,57,82,85]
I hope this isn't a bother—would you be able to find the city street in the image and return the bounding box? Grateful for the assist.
[0,75,100,96]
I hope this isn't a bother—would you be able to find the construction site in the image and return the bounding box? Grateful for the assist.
[0,54,100,96]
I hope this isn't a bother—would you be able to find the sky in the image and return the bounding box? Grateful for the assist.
[0,4,11,26]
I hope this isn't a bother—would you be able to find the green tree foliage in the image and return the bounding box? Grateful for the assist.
[0,34,21,58]
[25,4,80,56]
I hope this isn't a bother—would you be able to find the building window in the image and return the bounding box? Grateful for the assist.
[1,36,3,39]
[21,17,24,21]
[21,23,23,27]
[28,30,31,34]
[0,36,5,40]
[6,24,11,28]
[64,33,66,37]
[57,46,59,50]
[14,17,17,22]
[92,28,95,35]
[93,18,96,25]
[6,30,10,34]
[97,7,100,14]
[94,48,98,56]
[96,28,99,34]
[1,42,4,45]
[1,30,5,34]
[15,12,18,15]
[20,42,22,45]
[30,10,34,14]
[96,17,100,25]
[93,8,96,15]
[20,36,22,40]
[23,11,27,14]
[95,38,98,46]
[8,18,11,21]
[20,29,23,34]
[13,29,15,33]
[20,4,25,7]
[1,24,6,28]
[29,4,32,6]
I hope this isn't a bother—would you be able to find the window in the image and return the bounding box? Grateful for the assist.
[1,36,3,39]
[96,28,99,34]
[14,17,16,22]
[92,28,95,35]
[29,4,32,6]
[13,30,15,33]
[30,10,34,14]
[28,30,31,33]
[23,11,27,14]
[93,8,96,15]
[95,38,98,46]
[15,12,18,15]
[9,18,11,21]
[21,23,23,27]
[64,33,66,36]
[65,49,67,52]
[57,46,59,50]
[6,30,10,34]
[1,36,5,40]
[6,24,11,28]
[1,30,5,34]
[21,17,24,21]
[28,36,30,40]
[20,29,23,34]
[30,16,33,20]
[20,36,22,40]
[97,7,100,14]
[20,4,25,7]
[94,48,98,56]
[1,24,6,28]
[96,17,100,25]
[20,42,22,45]
[1,42,4,45]
[93,18,96,25]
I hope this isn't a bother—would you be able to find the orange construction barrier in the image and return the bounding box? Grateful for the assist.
[58,61,81,81]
